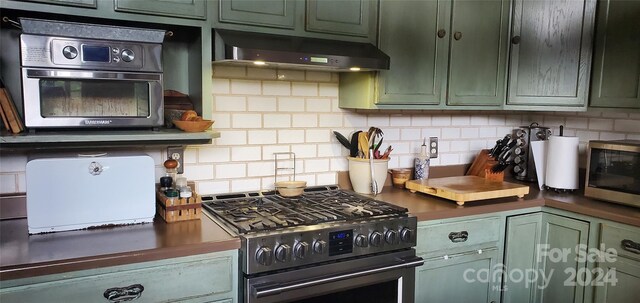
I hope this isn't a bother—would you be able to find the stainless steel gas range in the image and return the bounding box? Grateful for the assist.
[202,186,424,303]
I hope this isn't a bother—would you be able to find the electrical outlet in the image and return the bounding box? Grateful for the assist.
[429,137,438,158]
[167,146,184,174]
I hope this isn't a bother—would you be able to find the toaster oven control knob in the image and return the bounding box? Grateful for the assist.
[121,49,135,62]
[370,231,383,247]
[62,46,78,59]
[355,234,368,247]
[294,242,309,259]
[256,247,273,266]
[400,228,413,243]
[313,240,327,254]
[275,244,292,262]
[385,229,398,244]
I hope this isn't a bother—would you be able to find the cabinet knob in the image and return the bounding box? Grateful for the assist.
[437,29,447,38]
[511,35,521,44]
[104,284,144,302]
[453,31,462,40]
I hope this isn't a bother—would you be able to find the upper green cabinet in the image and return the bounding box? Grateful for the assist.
[306,0,373,37]
[589,0,640,109]
[114,0,207,20]
[340,0,510,109]
[22,0,96,8]
[506,0,597,110]
[218,0,296,29]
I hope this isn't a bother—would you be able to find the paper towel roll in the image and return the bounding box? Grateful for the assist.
[545,136,580,190]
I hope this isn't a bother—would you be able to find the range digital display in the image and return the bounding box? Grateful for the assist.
[329,230,353,256]
[82,45,110,62]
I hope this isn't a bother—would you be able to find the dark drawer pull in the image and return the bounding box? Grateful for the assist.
[621,239,640,254]
[104,284,144,302]
[448,231,468,243]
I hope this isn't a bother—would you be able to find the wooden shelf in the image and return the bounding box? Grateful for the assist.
[0,128,219,151]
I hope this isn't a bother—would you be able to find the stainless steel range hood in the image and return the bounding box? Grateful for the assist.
[213,29,390,71]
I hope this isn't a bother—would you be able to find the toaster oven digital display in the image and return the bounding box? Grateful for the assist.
[82,45,110,62]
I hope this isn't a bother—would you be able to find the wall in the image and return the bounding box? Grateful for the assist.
[1,66,639,195]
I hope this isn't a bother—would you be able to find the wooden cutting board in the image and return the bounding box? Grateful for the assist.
[405,176,529,206]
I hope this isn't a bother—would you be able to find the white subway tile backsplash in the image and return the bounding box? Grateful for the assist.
[247,96,277,112]
[231,80,261,95]
[305,159,330,173]
[589,118,614,131]
[627,134,640,140]
[470,116,489,125]
[614,120,640,133]
[197,180,230,195]
[438,141,451,153]
[319,83,339,97]
[432,115,451,126]
[319,114,343,127]
[601,112,629,119]
[368,115,390,127]
[401,129,421,140]
[450,141,469,152]
[451,115,470,126]
[411,115,431,126]
[232,178,261,192]
[330,158,348,171]
[279,97,306,112]
[306,71,332,82]
[232,113,262,128]
[211,113,231,128]
[384,128,401,141]
[231,146,262,161]
[0,155,27,172]
[247,67,276,79]
[576,130,600,142]
[343,114,367,128]
[248,130,277,145]
[488,115,506,125]
[215,130,247,145]
[184,164,214,180]
[263,81,291,96]
[198,147,230,163]
[306,98,332,112]
[262,145,291,160]
[306,129,330,143]
[215,96,246,111]
[0,174,16,194]
[566,117,588,129]
[440,154,460,165]
[318,143,344,157]
[390,115,411,127]
[184,148,198,164]
[264,114,292,128]
[293,114,319,127]
[279,130,305,143]
[17,173,25,193]
[292,82,318,96]
[599,132,626,140]
[216,163,247,179]
[461,128,479,138]
[291,144,317,158]
[316,172,337,186]
[212,79,230,94]
[248,161,274,177]
[277,69,305,81]
[421,128,441,138]
[470,140,487,151]
[442,128,461,139]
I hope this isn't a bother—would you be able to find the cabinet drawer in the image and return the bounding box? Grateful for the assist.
[0,254,234,303]
[601,223,640,261]
[417,217,500,255]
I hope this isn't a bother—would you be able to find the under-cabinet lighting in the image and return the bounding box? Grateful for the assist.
[349,67,361,71]
[253,61,267,66]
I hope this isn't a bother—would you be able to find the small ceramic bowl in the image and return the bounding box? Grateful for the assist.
[275,181,307,197]
[173,120,214,132]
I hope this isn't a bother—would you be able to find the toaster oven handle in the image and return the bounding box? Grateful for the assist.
[25,69,161,81]
[252,256,424,298]
[621,239,640,254]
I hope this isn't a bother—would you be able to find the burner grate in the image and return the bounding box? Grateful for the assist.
[202,189,408,234]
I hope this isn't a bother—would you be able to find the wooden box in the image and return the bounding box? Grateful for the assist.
[156,182,202,223]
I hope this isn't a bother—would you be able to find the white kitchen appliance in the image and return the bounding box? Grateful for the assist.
[26,153,156,234]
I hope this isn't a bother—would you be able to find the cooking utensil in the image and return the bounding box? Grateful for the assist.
[369,149,378,195]
[358,132,370,159]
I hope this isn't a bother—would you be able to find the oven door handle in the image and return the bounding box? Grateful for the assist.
[25,68,161,81]
[251,255,424,298]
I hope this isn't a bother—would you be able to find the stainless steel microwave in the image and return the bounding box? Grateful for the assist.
[585,140,640,208]
[19,18,165,128]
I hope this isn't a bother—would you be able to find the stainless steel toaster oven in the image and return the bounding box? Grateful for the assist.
[585,140,640,208]
[19,18,165,128]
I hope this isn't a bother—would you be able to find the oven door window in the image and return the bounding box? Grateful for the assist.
[292,280,398,303]
[588,148,640,195]
[39,79,150,117]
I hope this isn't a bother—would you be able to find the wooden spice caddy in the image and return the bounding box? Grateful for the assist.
[156,182,202,223]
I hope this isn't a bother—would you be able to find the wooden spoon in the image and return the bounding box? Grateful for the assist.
[358,132,369,159]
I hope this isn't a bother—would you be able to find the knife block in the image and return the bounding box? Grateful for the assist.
[156,182,202,223]
[466,149,504,182]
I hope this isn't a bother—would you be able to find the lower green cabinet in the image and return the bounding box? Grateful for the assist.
[503,213,590,303]
[0,250,238,303]
[416,249,501,303]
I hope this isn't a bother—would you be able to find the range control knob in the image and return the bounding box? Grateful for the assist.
[313,240,327,254]
[370,231,383,247]
[121,49,135,62]
[255,247,273,266]
[275,244,292,262]
[355,234,368,247]
[294,242,309,259]
[62,46,78,59]
[400,228,413,243]
[385,229,398,244]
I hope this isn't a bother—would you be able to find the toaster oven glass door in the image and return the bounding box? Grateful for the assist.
[588,148,640,195]
[22,68,163,127]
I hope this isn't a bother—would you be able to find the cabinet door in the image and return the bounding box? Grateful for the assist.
[593,256,640,302]
[503,213,590,303]
[507,0,596,108]
[22,0,96,8]
[219,0,296,29]
[306,0,371,37]
[376,0,449,105]
[447,0,509,106]
[114,0,207,19]
[416,249,501,303]
[589,0,640,109]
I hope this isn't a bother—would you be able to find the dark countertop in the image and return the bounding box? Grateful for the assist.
[2,172,639,282]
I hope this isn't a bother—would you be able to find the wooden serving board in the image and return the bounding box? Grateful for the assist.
[405,176,529,206]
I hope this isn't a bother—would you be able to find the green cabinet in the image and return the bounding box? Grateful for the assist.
[506,0,597,110]
[0,250,239,303]
[22,0,96,8]
[503,213,590,303]
[218,0,297,29]
[589,0,640,109]
[340,0,509,109]
[306,0,373,37]
[593,222,640,303]
[114,0,207,20]
[415,216,503,303]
